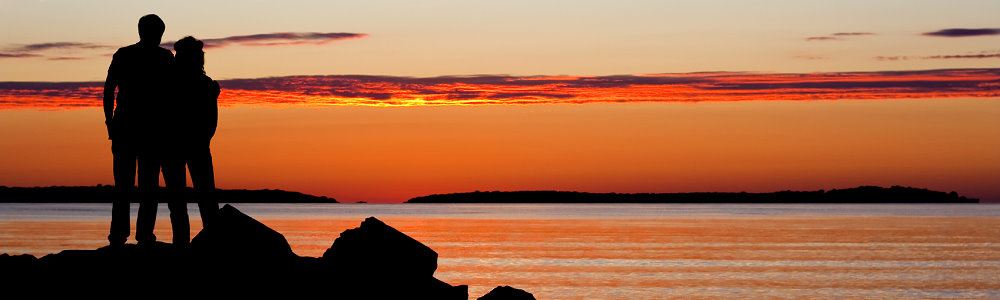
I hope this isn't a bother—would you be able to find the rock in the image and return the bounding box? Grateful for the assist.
[322,216,437,279]
[191,204,296,263]
[322,217,467,299]
[0,208,477,299]
[478,286,537,300]
[0,253,37,269]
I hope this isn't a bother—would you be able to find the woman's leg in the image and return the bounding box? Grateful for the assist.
[167,199,189,247]
[189,146,218,230]
[163,154,189,247]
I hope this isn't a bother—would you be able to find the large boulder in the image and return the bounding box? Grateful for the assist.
[478,286,537,300]
[322,217,469,299]
[191,204,296,263]
[322,217,438,279]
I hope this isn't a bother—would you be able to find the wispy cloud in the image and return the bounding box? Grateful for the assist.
[806,36,841,41]
[923,28,1000,37]
[0,32,368,60]
[875,56,909,61]
[924,53,1000,59]
[807,32,875,41]
[877,50,1000,60]
[832,32,875,36]
[162,32,368,49]
[2,69,998,109]
[0,42,110,60]
[0,53,41,58]
[46,57,87,61]
[9,42,110,52]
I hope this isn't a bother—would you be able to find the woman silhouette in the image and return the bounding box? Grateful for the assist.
[163,36,220,246]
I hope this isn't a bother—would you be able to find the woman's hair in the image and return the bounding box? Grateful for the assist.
[174,36,205,74]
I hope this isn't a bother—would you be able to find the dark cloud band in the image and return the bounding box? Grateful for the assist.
[162,32,368,49]
[923,28,1000,37]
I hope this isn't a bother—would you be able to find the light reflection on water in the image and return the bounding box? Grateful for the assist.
[1,203,999,299]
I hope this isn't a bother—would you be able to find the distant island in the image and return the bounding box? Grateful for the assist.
[1,185,980,204]
[407,186,978,203]
[0,185,337,203]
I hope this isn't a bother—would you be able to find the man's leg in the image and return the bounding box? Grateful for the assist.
[109,142,135,246]
[188,147,218,230]
[135,153,160,244]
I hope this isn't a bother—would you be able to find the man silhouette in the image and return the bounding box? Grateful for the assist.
[103,14,174,246]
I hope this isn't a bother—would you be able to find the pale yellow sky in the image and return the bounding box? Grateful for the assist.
[1,0,999,81]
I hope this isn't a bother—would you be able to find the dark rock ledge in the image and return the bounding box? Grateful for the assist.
[0,204,535,299]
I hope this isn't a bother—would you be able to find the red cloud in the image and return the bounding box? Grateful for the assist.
[2,69,998,109]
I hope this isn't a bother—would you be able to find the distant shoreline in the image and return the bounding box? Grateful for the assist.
[407,186,979,204]
[0,185,337,203]
[0,185,980,204]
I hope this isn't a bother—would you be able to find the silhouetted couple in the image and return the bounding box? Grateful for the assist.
[103,14,220,248]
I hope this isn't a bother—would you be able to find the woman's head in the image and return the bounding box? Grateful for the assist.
[174,36,205,74]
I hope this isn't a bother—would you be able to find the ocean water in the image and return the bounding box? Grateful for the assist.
[2,203,999,299]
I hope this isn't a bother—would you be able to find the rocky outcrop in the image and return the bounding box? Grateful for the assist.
[0,204,476,299]
[191,204,296,263]
[321,216,464,299]
[323,216,438,278]
[478,285,537,300]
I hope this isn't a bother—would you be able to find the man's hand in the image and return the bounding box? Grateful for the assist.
[104,56,118,141]
[105,120,113,140]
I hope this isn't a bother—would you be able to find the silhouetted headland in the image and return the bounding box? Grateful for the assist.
[0,204,532,299]
[0,185,336,203]
[407,186,978,203]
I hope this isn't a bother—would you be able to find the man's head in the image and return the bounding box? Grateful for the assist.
[137,14,165,45]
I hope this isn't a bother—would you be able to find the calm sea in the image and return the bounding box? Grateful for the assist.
[2,203,999,299]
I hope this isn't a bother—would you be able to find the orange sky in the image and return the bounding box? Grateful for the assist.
[1,2,999,203]
[1,99,997,203]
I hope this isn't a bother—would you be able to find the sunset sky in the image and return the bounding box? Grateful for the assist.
[1,0,998,202]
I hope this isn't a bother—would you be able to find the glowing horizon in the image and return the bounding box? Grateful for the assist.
[2,99,997,203]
